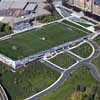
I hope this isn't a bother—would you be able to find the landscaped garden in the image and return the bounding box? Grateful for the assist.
[71,43,93,58]
[92,36,100,74]
[50,53,76,69]
[62,20,93,33]
[37,11,62,23]
[92,55,100,75]
[40,67,100,100]
[0,61,60,100]
[0,20,89,60]
[81,17,98,25]
[76,21,91,27]
[94,35,100,46]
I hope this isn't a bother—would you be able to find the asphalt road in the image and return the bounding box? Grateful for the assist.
[26,38,100,100]
[24,3,100,99]
[26,62,81,100]
[25,5,100,100]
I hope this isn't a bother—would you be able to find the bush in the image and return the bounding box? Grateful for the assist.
[0,23,12,37]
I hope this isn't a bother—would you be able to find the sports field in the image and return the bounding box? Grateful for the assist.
[0,20,90,60]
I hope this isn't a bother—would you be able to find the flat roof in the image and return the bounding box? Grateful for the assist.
[10,1,27,9]
[27,0,47,2]
[0,1,12,10]
[25,3,37,11]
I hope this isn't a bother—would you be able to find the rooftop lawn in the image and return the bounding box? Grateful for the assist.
[0,61,60,100]
[50,54,76,69]
[40,67,100,100]
[92,55,100,75]
[71,43,93,58]
[0,21,89,60]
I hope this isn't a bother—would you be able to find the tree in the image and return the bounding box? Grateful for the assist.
[47,0,53,4]
[0,23,4,32]
[4,25,12,34]
[70,92,83,100]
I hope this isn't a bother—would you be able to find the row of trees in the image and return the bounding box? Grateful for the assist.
[70,84,100,100]
[0,23,12,35]
[36,0,61,23]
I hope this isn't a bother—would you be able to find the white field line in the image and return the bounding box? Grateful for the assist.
[66,50,84,60]
[91,32,100,40]
[67,15,94,26]
[65,61,79,71]
[65,17,100,40]
[65,15,97,34]
[61,21,90,34]
[67,41,95,60]
[44,51,64,60]
[68,41,86,50]
[25,72,64,100]
[43,59,65,71]
[85,41,95,60]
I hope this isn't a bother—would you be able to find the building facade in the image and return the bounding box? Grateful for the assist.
[65,0,100,16]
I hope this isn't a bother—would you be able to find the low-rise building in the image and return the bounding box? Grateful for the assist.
[0,0,51,24]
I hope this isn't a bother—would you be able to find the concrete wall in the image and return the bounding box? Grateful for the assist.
[0,53,16,69]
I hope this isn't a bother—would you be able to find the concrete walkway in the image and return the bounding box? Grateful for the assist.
[25,5,100,100]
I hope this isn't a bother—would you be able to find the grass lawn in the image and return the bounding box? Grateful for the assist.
[39,67,100,100]
[76,22,91,27]
[0,61,60,100]
[62,20,92,33]
[92,55,100,75]
[81,17,98,25]
[94,35,100,46]
[71,43,93,58]
[37,11,62,23]
[50,54,76,69]
[0,21,89,60]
